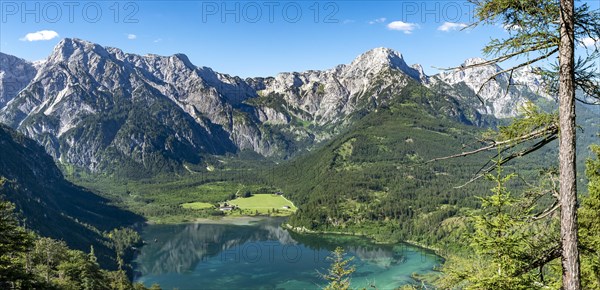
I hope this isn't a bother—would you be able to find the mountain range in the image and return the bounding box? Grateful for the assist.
[0,38,557,177]
[2,38,599,269]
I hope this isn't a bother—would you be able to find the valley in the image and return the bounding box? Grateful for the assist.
[0,36,598,289]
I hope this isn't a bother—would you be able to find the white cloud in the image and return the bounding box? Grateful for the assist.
[387,21,419,34]
[127,34,137,40]
[153,38,163,43]
[503,23,522,31]
[19,30,59,42]
[342,19,355,24]
[368,17,386,25]
[581,37,598,48]
[438,22,468,32]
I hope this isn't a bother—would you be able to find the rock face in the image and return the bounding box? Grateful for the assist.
[0,39,551,175]
[0,53,38,108]
[250,47,427,125]
[0,39,253,174]
[432,57,553,118]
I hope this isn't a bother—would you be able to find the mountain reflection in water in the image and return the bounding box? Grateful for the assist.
[135,218,299,275]
[134,218,441,290]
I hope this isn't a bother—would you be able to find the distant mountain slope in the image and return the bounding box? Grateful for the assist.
[432,58,553,118]
[271,79,598,243]
[0,38,557,177]
[0,124,144,267]
[271,80,561,243]
[273,80,474,232]
[0,52,38,108]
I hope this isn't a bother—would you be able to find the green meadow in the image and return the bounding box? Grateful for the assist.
[228,194,296,216]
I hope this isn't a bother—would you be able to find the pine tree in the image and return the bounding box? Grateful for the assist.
[108,227,142,270]
[466,169,538,289]
[578,145,600,288]
[31,237,68,284]
[0,196,154,289]
[440,1,600,288]
[0,199,35,288]
[321,247,355,290]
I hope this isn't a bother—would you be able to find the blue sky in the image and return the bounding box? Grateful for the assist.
[1,0,598,78]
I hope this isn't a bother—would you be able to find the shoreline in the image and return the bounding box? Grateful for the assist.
[144,215,278,226]
[143,215,447,261]
[144,213,292,226]
[134,216,444,289]
[190,216,279,225]
[283,223,447,261]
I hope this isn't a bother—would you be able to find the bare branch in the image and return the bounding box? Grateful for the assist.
[473,48,559,104]
[434,43,556,72]
[454,134,558,189]
[427,125,558,163]
[532,201,560,220]
[513,245,562,277]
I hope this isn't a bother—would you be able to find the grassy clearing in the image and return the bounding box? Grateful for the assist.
[181,202,214,210]
[228,194,296,216]
[69,170,285,223]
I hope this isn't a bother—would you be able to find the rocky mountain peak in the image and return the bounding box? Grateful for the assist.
[445,57,547,92]
[349,47,406,72]
[346,47,425,82]
[0,39,553,175]
[170,53,195,70]
[410,63,429,83]
[443,57,503,81]
[462,57,489,67]
[352,47,404,67]
[48,38,112,64]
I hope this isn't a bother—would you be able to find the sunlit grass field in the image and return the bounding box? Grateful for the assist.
[229,194,296,216]
[180,202,214,210]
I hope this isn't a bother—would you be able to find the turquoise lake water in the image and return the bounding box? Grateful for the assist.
[133,218,442,289]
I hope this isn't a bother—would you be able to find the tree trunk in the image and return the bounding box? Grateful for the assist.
[558,0,580,289]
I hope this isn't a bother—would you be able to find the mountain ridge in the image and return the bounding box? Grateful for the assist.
[0,38,553,176]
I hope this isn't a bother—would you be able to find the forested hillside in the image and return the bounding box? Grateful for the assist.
[0,124,144,268]
[271,79,573,249]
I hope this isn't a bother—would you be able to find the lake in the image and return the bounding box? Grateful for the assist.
[133,217,442,289]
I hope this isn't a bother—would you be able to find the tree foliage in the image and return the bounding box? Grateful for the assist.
[321,247,355,290]
[108,227,142,270]
[469,0,600,103]
[0,196,157,290]
[439,144,600,289]
[0,199,36,289]
[443,0,600,288]
[579,145,600,288]
[467,169,540,289]
[437,166,545,289]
